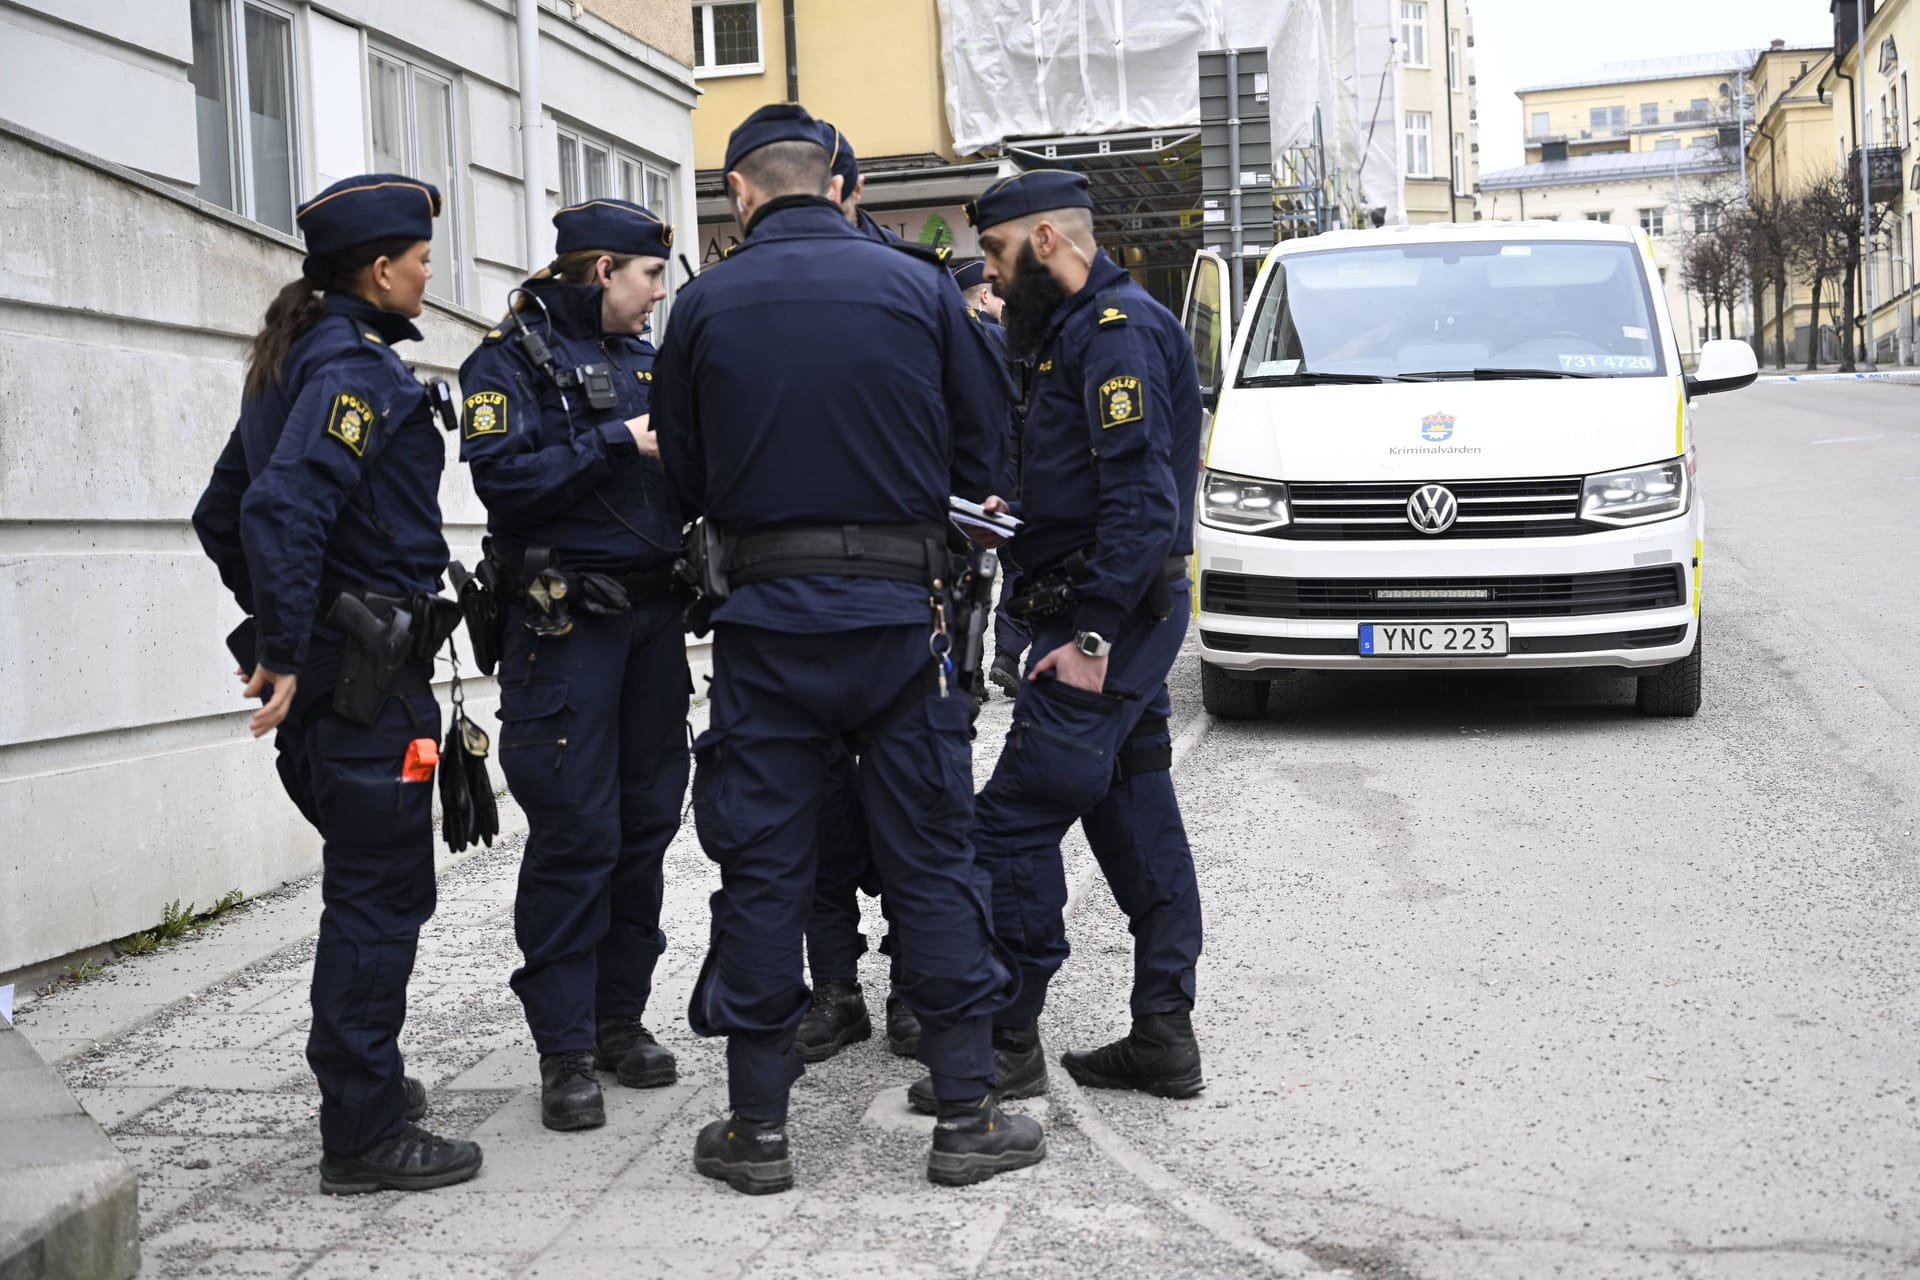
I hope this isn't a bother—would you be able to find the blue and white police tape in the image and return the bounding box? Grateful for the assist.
[1757,370,1920,383]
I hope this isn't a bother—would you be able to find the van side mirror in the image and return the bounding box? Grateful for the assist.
[1200,384,1220,412]
[1685,340,1759,398]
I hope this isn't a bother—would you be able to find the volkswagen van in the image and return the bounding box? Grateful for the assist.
[1180,221,1758,719]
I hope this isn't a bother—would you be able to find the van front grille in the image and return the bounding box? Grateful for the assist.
[1201,567,1687,619]
[1278,476,1588,539]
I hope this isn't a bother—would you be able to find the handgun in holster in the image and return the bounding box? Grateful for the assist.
[327,593,416,727]
[519,546,574,637]
[951,547,1000,706]
[672,519,730,638]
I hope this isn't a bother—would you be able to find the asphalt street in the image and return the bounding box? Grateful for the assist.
[1043,378,1919,1277]
[17,380,1918,1279]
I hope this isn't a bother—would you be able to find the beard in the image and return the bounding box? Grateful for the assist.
[998,240,1070,359]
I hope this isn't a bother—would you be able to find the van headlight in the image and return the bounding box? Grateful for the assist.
[1580,459,1690,526]
[1200,469,1291,532]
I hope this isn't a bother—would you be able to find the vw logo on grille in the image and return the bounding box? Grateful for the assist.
[1406,484,1459,534]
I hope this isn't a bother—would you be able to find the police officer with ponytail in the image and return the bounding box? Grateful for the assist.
[192,174,482,1194]
[456,200,686,1132]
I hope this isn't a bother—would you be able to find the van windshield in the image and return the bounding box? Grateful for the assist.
[1235,239,1667,384]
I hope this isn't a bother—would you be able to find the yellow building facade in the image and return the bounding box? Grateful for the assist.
[1399,0,1480,222]
[1818,0,1918,365]
[1745,45,1835,364]
[1520,53,1752,163]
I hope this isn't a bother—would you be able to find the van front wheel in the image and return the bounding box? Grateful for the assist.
[1201,661,1270,720]
[1636,618,1702,717]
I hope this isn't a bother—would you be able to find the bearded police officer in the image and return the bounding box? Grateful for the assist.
[652,103,1041,1194]
[906,169,1205,1114]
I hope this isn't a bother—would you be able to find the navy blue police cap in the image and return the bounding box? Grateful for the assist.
[724,103,827,174]
[951,259,988,292]
[553,199,674,259]
[296,173,440,257]
[964,170,1092,230]
[817,120,860,196]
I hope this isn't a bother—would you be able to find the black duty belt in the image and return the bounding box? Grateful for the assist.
[729,523,947,588]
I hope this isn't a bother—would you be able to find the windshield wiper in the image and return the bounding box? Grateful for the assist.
[1239,371,1399,386]
[1398,367,1598,381]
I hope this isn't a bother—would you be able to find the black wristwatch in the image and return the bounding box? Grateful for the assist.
[1073,630,1112,659]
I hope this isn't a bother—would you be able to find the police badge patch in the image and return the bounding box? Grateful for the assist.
[1098,375,1143,429]
[463,390,508,440]
[326,392,374,456]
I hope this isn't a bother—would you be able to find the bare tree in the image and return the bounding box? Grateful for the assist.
[1787,168,1892,372]
[1728,193,1797,369]
[1682,227,1741,345]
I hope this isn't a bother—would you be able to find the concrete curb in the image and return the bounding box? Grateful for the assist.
[0,1025,138,1280]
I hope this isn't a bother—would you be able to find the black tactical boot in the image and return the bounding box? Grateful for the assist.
[594,1015,678,1088]
[402,1075,429,1122]
[1060,1011,1205,1098]
[539,1051,606,1131]
[989,650,1022,698]
[693,1114,792,1195]
[926,1095,1046,1186]
[793,978,871,1064]
[885,986,921,1057]
[907,1024,1047,1115]
[319,1123,483,1195]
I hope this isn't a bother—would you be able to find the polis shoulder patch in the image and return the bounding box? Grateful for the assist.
[1098,375,1144,429]
[1097,306,1128,327]
[325,392,374,456]
[463,390,508,440]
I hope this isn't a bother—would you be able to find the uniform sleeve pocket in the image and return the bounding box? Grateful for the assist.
[497,679,574,805]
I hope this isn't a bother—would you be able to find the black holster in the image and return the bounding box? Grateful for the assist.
[672,520,730,638]
[451,541,507,676]
[326,590,459,726]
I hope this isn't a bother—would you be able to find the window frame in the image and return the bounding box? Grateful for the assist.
[1638,206,1665,237]
[1451,132,1466,196]
[1447,27,1461,90]
[1404,110,1432,178]
[364,44,466,307]
[1640,102,1659,125]
[1400,2,1428,69]
[190,0,303,234]
[1529,110,1551,139]
[692,2,765,79]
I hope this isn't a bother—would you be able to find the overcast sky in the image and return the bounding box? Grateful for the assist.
[1471,0,1836,174]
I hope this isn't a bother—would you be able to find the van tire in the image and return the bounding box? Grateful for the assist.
[1201,661,1270,720]
[1636,617,1702,717]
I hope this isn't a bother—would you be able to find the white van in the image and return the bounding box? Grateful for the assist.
[1180,221,1757,720]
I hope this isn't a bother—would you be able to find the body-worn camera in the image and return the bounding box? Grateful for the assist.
[554,361,618,412]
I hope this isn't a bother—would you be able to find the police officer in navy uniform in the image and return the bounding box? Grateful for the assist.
[951,257,1032,698]
[456,200,686,1132]
[906,169,1206,1112]
[193,174,483,1193]
[790,119,937,1069]
[653,103,1042,1193]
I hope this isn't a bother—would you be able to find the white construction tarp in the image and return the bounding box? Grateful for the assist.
[935,0,1406,224]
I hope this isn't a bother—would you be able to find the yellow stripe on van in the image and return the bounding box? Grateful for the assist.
[1674,379,1686,455]
[1693,537,1703,617]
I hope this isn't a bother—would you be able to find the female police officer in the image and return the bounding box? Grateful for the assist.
[456,200,686,1132]
[192,174,483,1194]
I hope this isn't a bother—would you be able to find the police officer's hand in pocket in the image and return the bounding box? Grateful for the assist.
[242,665,298,738]
[1029,643,1108,693]
[626,413,659,458]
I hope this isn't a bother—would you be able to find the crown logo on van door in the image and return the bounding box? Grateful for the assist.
[1420,412,1456,442]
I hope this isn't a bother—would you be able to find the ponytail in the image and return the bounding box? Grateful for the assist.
[244,236,419,396]
[508,250,638,314]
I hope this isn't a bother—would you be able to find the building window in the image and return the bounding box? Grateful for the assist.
[1586,211,1611,224]
[1692,135,1718,149]
[189,0,298,233]
[1654,137,1680,151]
[1901,73,1910,148]
[368,51,461,305]
[692,2,763,76]
[1640,102,1659,125]
[1400,3,1428,68]
[1447,27,1461,89]
[1689,97,1710,119]
[1451,133,1465,196]
[1530,110,1551,138]
[1880,94,1892,145]
[1404,111,1432,176]
[1589,105,1626,134]
[1691,203,1719,234]
[1639,207,1665,236]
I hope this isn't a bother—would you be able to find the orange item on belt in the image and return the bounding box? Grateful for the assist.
[402,737,439,782]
